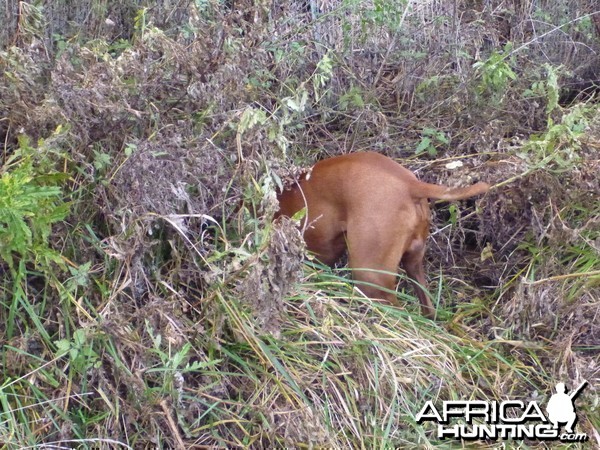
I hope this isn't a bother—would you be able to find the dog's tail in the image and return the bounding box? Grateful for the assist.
[411,181,490,201]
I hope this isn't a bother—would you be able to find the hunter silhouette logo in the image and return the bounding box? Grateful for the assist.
[546,381,587,434]
[415,380,589,442]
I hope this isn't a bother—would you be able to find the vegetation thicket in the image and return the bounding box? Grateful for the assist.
[0,0,598,447]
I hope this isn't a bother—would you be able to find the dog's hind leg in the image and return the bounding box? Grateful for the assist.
[345,220,407,307]
[401,241,435,319]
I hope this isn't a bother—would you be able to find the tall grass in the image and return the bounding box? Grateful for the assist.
[1,0,598,447]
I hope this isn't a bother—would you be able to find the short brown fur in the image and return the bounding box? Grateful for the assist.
[275,152,489,319]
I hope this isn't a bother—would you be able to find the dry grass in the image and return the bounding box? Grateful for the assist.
[0,0,599,448]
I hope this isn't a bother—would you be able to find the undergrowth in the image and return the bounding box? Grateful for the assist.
[1,0,599,448]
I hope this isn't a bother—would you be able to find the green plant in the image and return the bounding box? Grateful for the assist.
[365,0,409,29]
[0,135,69,273]
[495,102,592,192]
[0,134,70,341]
[92,147,112,173]
[339,85,365,110]
[133,7,150,39]
[235,52,337,156]
[473,45,516,95]
[313,52,334,101]
[517,104,588,170]
[55,327,101,376]
[415,127,449,156]
[524,63,560,116]
[145,320,219,390]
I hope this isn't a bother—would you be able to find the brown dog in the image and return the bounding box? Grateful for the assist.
[275,151,489,318]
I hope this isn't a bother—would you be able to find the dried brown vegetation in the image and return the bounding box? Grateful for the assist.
[0,0,599,448]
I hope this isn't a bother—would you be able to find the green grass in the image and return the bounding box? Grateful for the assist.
[0,258,551,448]
[2,1,599,447]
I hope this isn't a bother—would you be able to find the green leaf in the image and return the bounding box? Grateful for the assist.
[415,137,431,154]
[286,97,301,111]
[55,339,71,357]
[291,207,307,221]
